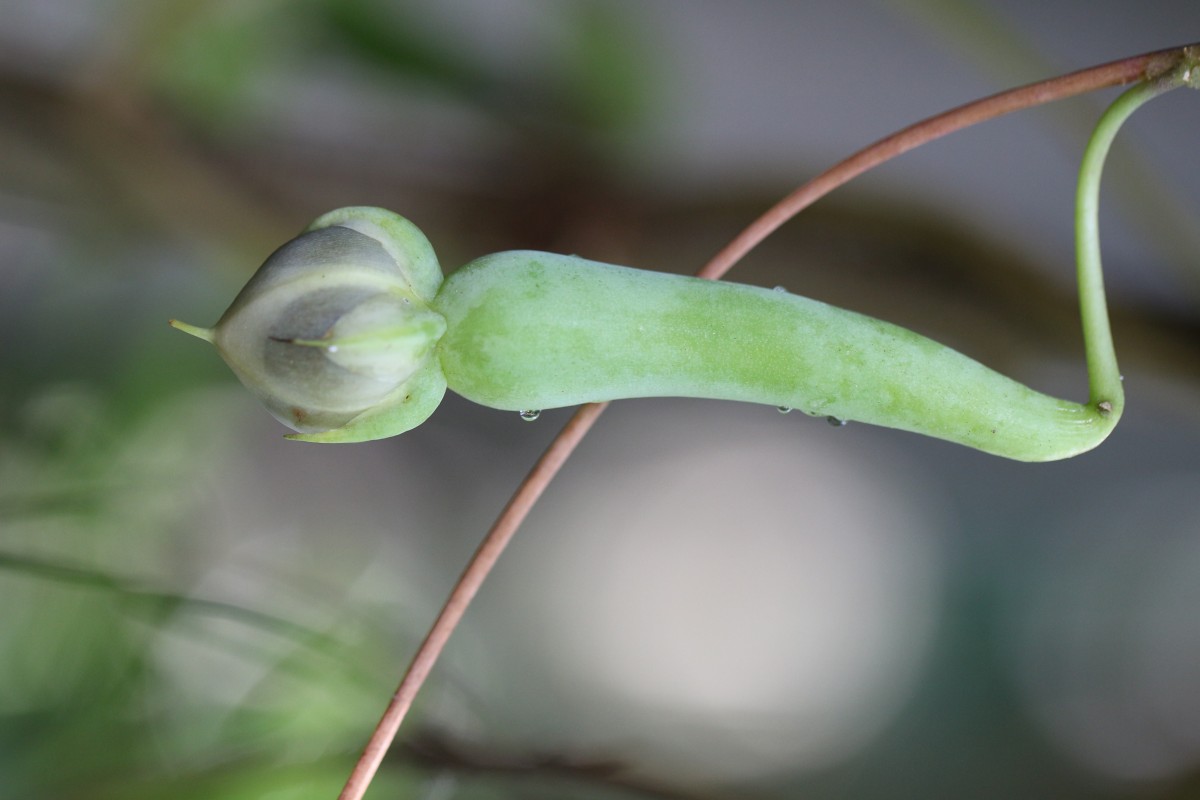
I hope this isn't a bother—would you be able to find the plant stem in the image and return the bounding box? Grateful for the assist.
[336,42,1198,800]
[1075,72,1190,408]
[337,402,609,800]
[696,44,1189,281]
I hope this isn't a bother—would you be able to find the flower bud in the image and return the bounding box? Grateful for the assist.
[171,207,448,442]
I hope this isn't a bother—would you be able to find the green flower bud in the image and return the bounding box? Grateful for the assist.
[171,208,448,442]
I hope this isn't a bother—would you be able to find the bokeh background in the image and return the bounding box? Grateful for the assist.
[2,2,1200,798]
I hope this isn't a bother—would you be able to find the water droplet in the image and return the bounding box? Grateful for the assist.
[1119,374,1125,382]
[773,285,787,293]
[777,406,792,414]
[826,416,846,427]
[518,409,541,422]
[326,345,339,353]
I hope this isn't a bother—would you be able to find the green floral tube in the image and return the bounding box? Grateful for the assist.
[171,72,1196,460]
[433,251,1112,461]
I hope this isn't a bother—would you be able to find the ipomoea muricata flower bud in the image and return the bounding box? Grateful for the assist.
[170,207,448,442]
[172,204,1122,458]
[170,63,1189,458]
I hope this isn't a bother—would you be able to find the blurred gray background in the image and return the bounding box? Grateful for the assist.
[2,2,1199,798]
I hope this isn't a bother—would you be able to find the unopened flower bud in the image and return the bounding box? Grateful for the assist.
[171,208,448,442]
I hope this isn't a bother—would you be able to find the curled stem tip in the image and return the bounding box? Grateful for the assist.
[168,319,215,343]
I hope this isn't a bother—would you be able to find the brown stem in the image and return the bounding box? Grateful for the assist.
[336,42,1197,800]
[696,44,1187,280]
[337,402,610,800]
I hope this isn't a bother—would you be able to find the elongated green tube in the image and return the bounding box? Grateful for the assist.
[434,252,1108,461]
[170,70,1194,458]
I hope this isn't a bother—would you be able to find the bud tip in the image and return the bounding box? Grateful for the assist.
[169,319,216,343]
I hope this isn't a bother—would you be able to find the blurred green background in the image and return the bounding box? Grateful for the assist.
[2,1,1200,798]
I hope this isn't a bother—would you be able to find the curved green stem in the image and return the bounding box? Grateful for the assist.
[1077,74,1188,409]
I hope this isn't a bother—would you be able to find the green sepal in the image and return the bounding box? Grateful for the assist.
[307,207,443,302]
[286,357,447,443]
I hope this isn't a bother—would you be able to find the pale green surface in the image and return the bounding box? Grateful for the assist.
[434,252,1110,461]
